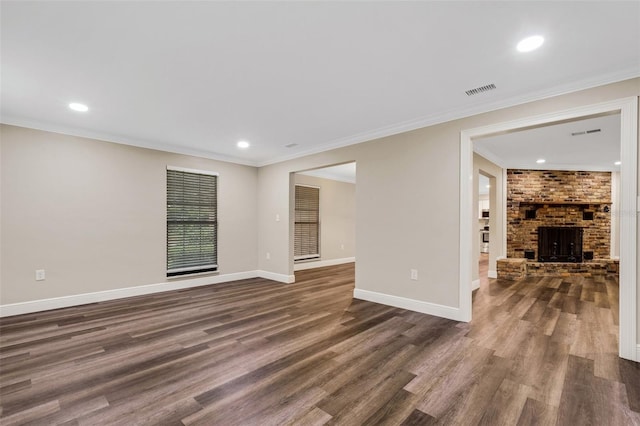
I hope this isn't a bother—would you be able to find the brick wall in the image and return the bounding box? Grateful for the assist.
[507,170,612,259]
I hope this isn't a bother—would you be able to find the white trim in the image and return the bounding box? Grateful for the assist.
[488,270,497,279]
[501,168,508,260]
[460,96,638,361]
[257,270,295,283]
[167,165,219,176]
[353,288,463,321]
[0,269,299,317]
[471,279,480,291]
[294,257,355,271]
[618,97,638,362]
[0,271,259,317]
[636,344,640,362]
[0,118,258,167]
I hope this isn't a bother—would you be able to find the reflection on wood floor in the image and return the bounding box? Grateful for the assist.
[1,263,639,425]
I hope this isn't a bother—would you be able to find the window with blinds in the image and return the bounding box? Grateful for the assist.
[166,167,218,276]
[294,185,320,260]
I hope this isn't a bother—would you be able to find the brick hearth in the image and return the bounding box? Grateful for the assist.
[497,257,619,280]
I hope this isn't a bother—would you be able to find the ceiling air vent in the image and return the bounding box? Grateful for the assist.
[285,143,298,148]
[465,83,496,96]
[571,128,601,136]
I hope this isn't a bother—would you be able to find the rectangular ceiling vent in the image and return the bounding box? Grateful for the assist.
[285,143,298,148]
[571,128,601,136]
[465,83,496,96]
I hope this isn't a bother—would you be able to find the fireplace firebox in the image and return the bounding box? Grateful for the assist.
[538,227,583,263]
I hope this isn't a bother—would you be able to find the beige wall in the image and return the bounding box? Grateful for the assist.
[294,174,356,263]
[1,79,638,339]
[257,78,639,325]
[0,125,258,305]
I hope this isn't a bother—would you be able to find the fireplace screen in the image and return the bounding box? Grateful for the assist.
[538,227,583,263]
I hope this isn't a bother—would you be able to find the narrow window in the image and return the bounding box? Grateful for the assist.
[167,167,218,276]
[294,185,320,260]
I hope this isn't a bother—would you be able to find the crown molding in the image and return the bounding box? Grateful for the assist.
[0,116,261,167]
[257,68,640,167]
[3,68,638,169]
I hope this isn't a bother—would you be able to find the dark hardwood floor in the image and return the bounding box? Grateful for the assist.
[1,262,639,425]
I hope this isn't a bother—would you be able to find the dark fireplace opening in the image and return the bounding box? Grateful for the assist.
[538,226,583,263]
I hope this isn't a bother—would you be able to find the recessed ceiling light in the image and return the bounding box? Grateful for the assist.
[237,140,250,149]
[69,102,89,112]
[614,161,621,166]
[517,35,544,52]
[536,159,546,164]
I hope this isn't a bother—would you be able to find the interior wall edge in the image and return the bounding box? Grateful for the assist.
[353,288,463,322]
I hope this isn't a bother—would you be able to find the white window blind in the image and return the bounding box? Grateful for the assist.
[294,185,320,260]
[167,167,218,276]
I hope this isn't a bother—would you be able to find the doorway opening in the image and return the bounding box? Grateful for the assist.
[290,162,356,272]
[460,97,637,361]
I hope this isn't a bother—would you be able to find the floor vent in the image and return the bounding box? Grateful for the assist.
[465,83,496,96]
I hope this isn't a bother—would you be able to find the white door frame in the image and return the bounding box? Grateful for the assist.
[459,97,638,361]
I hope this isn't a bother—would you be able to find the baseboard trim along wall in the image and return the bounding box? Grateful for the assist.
[353,288,462,322]
[294,257,355,271]
[0,270,294,317]
[636,344,640,362]
[488,270,497,279]
[472,279,480,291]
[256,270,296,284]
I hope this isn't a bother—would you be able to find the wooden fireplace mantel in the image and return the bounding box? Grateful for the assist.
[515,200,612,208]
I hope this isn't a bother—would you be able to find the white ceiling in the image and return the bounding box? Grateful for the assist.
[1,2,639,167]
[474,113,622,172]
[298,162,356,184]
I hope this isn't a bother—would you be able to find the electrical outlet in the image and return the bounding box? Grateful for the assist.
[275,214,280,222]
[266,252,271,260]
[35,269,46,281]
[341,244,345,250]
[410,269,418,280]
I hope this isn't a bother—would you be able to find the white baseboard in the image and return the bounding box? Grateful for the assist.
[294,257,355,271]
[472,279,480,291]
[353,288,462,322]
[257,270,295,283]
[636,344,640,362]
[488,270,497,279]
[0,269,296,317]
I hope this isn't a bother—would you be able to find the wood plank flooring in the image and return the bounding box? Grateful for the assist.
[1,262,639,425]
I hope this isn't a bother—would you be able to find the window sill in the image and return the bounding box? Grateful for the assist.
[294,257,321,263]
[167,269,219,280]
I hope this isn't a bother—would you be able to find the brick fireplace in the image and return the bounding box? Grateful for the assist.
[498,169,618,279]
